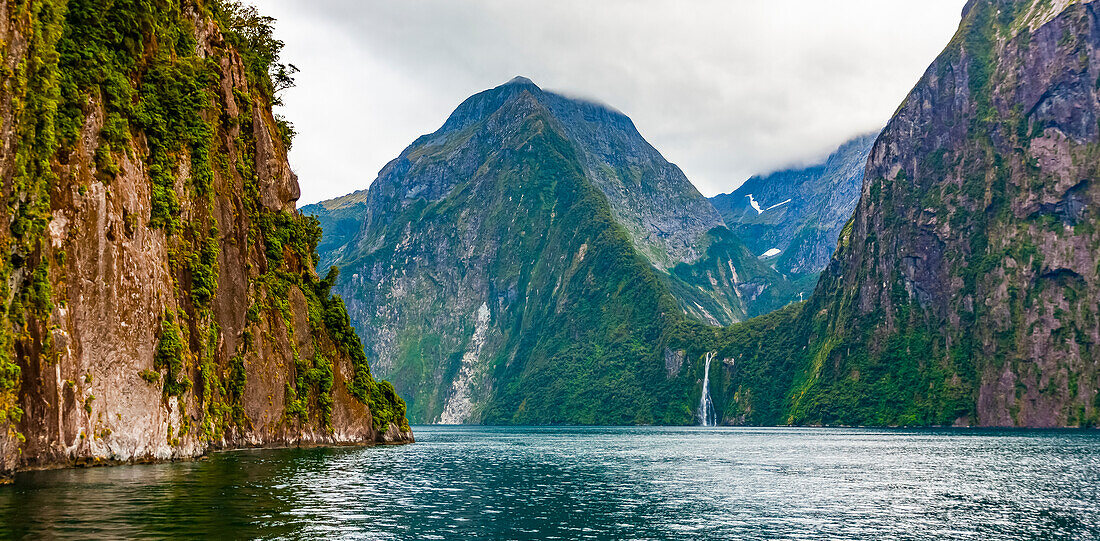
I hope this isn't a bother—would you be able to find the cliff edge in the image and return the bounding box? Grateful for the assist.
[0,0,411,479]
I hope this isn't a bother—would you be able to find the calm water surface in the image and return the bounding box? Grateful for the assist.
[1,426,1099,539]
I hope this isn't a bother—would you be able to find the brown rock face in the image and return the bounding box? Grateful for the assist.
[0,2,410,478]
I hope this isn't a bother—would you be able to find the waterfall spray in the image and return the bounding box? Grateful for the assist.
[698,351,716,426]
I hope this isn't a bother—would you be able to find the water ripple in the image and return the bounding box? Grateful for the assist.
[1,426,1099,539]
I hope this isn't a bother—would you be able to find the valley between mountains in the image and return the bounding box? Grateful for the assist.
[1,0,1099,481]
[306,0,1100,428]
[304,77,827,424]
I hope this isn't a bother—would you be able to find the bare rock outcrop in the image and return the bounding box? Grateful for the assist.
[0,1,410,479]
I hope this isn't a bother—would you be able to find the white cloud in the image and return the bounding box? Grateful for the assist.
[257,0,968,203]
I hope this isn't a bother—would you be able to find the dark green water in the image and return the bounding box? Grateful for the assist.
[1,426,1099,539]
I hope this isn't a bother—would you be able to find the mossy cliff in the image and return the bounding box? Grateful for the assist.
[672,0,1100,428]
[0,0,410,479]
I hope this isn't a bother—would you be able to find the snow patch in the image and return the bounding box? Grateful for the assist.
[760,248,782,258]
[765,198,791,211]
[746,194,763,214]
[747,194,791,214]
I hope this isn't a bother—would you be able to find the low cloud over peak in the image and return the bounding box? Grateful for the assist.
[257,0,967,204]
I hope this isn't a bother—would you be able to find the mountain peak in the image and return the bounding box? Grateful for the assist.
[502,75,538,88]
[381,77,725,272]
[306,73,795,425]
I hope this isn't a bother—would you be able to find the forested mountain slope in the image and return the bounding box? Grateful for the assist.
[307,78,801,423]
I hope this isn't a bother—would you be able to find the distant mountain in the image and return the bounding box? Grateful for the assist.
[304,77,799,424]
[710,132,877,275]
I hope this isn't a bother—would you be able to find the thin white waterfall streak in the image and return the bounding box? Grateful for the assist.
[699,351,716,426]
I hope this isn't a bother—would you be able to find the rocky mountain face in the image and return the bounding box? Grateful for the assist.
[306,78,799,424]
[672,0,1100,428]
[710,132,877,276]
[0,0,409,479]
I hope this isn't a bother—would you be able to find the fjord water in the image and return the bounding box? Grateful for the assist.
[2,427,1098,539]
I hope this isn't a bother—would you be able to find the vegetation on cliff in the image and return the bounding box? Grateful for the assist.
[0,0,408,473]
[675,0,1100,428]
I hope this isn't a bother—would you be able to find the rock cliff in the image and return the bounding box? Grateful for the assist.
[0,0,410,479]
[674,0,1100,428]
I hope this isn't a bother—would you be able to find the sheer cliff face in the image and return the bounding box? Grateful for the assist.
[307,79,800,424]
[0,1,409,478]
[710,132,878,276]
[684,0,1100,428]
[826,0,1100,426]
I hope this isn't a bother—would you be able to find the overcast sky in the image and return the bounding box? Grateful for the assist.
[256,0,969,204]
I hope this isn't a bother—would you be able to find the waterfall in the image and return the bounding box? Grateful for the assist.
[698,352,716,426]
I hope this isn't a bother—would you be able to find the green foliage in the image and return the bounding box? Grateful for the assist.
[137,58,215,232]
[286,352,334,427]
[327,108,688,425]
[247,197,405,431]
[139,370,161,384]
[227,353,246,408]
[282,265,407,431]
[664,304,808,426]
[260,211,321,267]
[55,0,217,233]
[683,0,1100,430]
[965,1,997,127]
[367,380,405,432]
[189,228,220,307]
[25,260,53,316]
[210,0,297,105]
[0,0,69,434]
[667,227,803,323]
[274,113,296,150]
[155,314,191,397]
